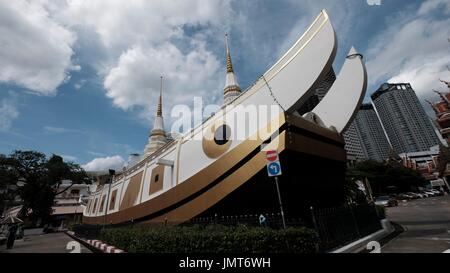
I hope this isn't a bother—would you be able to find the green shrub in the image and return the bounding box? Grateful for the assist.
[100,225,318,253]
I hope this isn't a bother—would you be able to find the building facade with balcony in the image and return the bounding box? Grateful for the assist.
[398,145,450,191]
[371,83,441,154]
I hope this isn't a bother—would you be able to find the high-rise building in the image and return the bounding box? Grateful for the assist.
[297,68,336,115]
[353,104,391,161]
[343,121,367,162]
[296,67,369,162]
[371,83,440,154]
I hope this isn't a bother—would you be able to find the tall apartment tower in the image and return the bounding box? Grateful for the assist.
[353,104,391,161]
[297,68,336,115]
[343,122,367,162]
[371,83,440,154]
[296,67,369,162]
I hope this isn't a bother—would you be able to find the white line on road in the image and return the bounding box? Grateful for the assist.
[414,237,450,241]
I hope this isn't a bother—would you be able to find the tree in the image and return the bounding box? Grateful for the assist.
[347,160,426,196]
[386,149,403,168]
[0,154,20,214]
[343,174,368,205]
[0,150,91,225]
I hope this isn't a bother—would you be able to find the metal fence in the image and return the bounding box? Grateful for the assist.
[187,213,307,229]
[73,204,382,252]
[72,224,103,240]
[311,204,382,251]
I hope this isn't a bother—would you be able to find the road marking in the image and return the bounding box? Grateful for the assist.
[413,237,450,241]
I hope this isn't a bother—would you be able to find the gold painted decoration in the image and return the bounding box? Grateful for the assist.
[99,195,106,212]
[84,114,286,225]
[202,120,232,158]
[149,165,165,195]
[119,171,143,210]
[92,198,98,214]
[86,199,91,213]
[109,189,118,211]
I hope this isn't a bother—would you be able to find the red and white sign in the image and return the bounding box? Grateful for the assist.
[265,150,282,177]
[266,150,279,162]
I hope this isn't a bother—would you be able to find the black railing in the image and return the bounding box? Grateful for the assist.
[73,204,383,252]
[72,224,103,240]
[311,204,382,251]
[187,213,307,229]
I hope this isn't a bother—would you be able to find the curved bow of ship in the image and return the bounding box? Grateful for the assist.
[83,10,367,226]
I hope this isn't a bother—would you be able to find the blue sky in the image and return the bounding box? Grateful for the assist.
[1,0,449,171]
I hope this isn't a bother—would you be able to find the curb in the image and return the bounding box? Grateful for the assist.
[86,239,125,253]
[330,219,397,253]
[66,231,126,253]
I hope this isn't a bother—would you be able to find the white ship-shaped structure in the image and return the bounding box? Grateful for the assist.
[83,10,367,226]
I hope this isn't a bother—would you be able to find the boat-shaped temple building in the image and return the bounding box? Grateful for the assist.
[83,10,367,226]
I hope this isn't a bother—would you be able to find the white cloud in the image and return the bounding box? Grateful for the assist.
[367,2,450,100]
[0,0,78,95]
[104,41,221,112]
[86,151,106,157]
[74,79,87,90]
[44,126,85,134]
[57,0,231,52]
[417,0,450,16]
[388,57,450,100]
[82,155,126,172]
[0,97,19,131]
[278,0,356,58]
[45,0,231,117]
[61,154,77,162]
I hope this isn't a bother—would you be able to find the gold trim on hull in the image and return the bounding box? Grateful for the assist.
[146,132,287,224]
[84,114,286,225]
[83,114,345,225]
[119,171,143,211]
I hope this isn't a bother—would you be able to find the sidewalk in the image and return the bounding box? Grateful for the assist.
[0,232,92,253]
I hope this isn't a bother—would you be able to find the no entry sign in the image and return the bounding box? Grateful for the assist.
[266,150,279,162]
[265,150,282,177]
[264,149,285,228]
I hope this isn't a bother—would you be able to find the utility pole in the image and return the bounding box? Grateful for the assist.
[103,169,115,228]
[265,149,286,229]
[274,176,286,229]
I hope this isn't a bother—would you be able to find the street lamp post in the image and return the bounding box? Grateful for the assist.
[103,170,115,228]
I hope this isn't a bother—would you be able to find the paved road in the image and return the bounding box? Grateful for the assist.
[0,232,92,253]
[382,195,450,253]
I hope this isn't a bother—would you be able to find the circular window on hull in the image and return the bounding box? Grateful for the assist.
[203,122,233,158]
[214,124,231,146]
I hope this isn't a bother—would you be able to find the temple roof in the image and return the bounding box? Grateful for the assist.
[152,76,165,133]
[223,34,241,101]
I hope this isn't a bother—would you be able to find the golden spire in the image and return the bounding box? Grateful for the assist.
[225,33,234,73]
[223,33,241,105]
[157,76,163,117]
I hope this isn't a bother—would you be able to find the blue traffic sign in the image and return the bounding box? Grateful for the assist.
[267,161,282,177]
